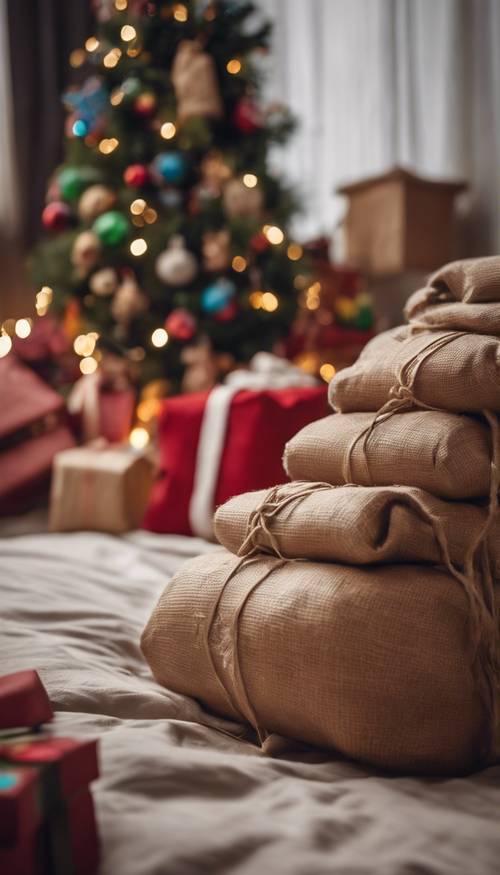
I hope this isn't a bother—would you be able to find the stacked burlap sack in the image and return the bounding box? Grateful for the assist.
[142,257,500,775]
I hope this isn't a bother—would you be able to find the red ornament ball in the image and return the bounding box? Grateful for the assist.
[215,299,237,323]
[124,164,149,187]
[164,308,197,341]
[250,231,270,253]
[134,92,157,117]
[42,201,72,232]
[233,98,263,134]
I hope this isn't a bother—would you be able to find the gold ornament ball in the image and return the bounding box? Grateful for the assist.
[89,267,119,297]
[71,231,102,276]
[156,235,198,286]
[78,184,116,223]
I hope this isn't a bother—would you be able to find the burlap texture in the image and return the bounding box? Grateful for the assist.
[429,256,500,304]
[283,411,492,500]
[141,549,493,774]
[328,326,500,413]
[405,286,500,335]
[214,481,500,572]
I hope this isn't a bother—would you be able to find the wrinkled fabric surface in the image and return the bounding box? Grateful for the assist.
[1,528,500,875]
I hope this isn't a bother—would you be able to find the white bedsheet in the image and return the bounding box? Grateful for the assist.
[1,528,499,875]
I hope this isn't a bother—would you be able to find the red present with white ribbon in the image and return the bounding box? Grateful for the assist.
[142,353,328,538]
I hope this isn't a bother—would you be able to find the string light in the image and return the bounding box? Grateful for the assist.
[110,89,124,106]
[36,286,52,316]
[127,46,141,58]
[120,24,137,41]
[137,398,161,423]
[115,0,128,9]
[226,59,241,75]
[243,173,258,188]
[130,238,148,256]
[132,215,145,227]
[305,281,321,310]
[130,198,146,215]
[143,208,158,224]
[103,48,122,68]
[261,292,279,312]
[14,319,32,339]
[249,291,263,309]
[232,255,247,272]
[0,332,12,358]
[160,122,176,140]
[294,274,308,291]
[264,225,284,245]
[73,333,97,357]
[319,363,336,382]
[287,243,303,261]
[79,356,98,375]
[85,37,99,52]
[173,3,188,21]
[151,328,168,348]
[128,347,145,361]
[69,49,86,68]
[98,137,119,154]
[129,427,150,450]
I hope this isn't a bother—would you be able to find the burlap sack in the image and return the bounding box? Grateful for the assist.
[141,549,497,774]
[283,411,492,500]
[328,326,500,413]
[429,256,500,304]
[214,481,500,572]
[405,286,500,335]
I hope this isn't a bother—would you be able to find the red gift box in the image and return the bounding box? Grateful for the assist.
[67,373,135,444]
[143,364,328,537]
[0,356,75,513]
[0,671,54,733]
[0,734,100,875]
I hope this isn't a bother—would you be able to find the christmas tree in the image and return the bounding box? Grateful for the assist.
[31,0,306,395]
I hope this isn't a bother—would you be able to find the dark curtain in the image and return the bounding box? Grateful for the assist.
[7,0,93,247]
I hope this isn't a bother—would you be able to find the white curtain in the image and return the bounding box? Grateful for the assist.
[261,0,500,252]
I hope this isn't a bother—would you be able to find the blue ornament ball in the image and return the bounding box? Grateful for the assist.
[155,152,187,185]
[201,279,236,314]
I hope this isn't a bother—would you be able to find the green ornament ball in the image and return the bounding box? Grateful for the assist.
[354,306,374,331]
[92,211,129,246]
[58,166,100,201]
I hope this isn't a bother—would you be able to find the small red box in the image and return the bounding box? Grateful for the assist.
[0,671,53,732]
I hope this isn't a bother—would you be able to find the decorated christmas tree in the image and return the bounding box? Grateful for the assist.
[31,0,306,396]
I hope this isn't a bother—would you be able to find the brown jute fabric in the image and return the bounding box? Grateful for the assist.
[214,481,500,572]
[329,326,500,414]
[283,411,493,500]
[405,286,500,336]
[141,549,498,774]
[429,256,500,304]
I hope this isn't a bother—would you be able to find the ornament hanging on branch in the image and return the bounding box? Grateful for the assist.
[63,77,108,139]
[58,166,101,202]
[71,231,102,277]
[92,211,129,246]
[111,271,148,328]
[223,177,263,219]
[134,91,157,117]
[42,201,72,232]
[78,184,116,223]
[165,308,197,342]
[171,40,223,122]
[180,338,220,394]
[233,97,264,134]
[201,278,236,313]
[124,164,149,188]
[200,151,232,196]
[202,230,231,272]
[89,267,119,297]
[156,236,198,286]
[153,152,188,185]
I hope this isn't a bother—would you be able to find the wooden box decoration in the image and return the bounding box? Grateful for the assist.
[337,166,466,276]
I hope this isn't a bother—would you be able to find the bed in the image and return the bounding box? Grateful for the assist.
[1,521,500,875]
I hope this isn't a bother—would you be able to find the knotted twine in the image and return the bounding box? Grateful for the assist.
[201,330,500,760]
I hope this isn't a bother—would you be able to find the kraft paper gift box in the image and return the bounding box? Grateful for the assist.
[49,444,154,533]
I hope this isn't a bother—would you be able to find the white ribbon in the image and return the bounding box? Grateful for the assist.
[188,353,318,540]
